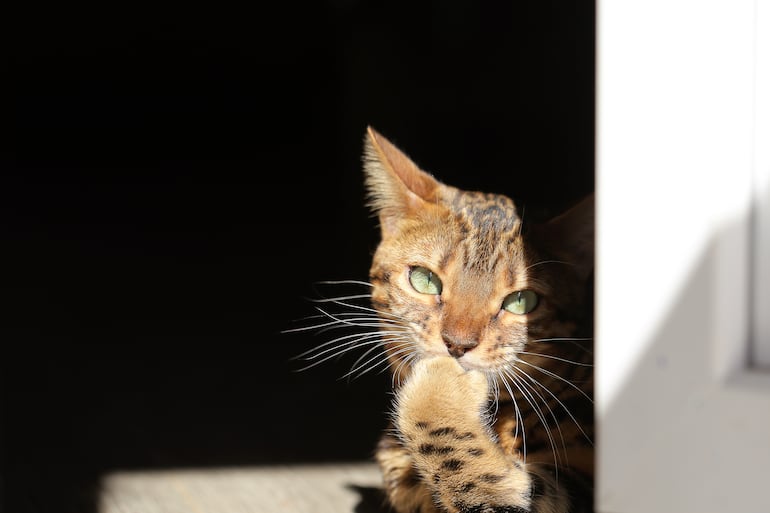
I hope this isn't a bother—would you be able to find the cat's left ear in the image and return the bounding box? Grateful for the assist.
[533,193,595,282]
[362,126,442,238]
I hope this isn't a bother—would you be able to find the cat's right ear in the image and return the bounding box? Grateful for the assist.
[363,126,441,238]
[533,193,595,283]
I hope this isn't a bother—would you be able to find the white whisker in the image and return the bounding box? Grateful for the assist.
[345,341,414,380]
[315,300,409,322]
[309,307,408,331]
[532,337,593,342]
[310,294,373,303]
[283,314,404,334]
[503,367,561,473]
[513,363,593,446]
[345,344,391,380]
[524,259,573,272]
[509,366,569,468]
[516,359,594,404]
[295,331,405,361]
[488,374,501,418]
[518,351,593,367]
[532,337,593,343]
[313,280,373,287]
[498,371,527,461]
[294,335,411,372]
[392,351,419,387]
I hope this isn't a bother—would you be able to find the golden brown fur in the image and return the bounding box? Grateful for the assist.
[363,127,594,513]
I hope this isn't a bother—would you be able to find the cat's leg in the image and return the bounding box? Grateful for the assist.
[376,430,442,513]
[393,356,569,513]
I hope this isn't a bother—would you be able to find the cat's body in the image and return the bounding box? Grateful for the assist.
[362,127,594,513]
[299,127,594,513]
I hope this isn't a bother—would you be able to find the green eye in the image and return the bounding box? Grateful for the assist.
[409,266,443,295]
[502,290,539,315]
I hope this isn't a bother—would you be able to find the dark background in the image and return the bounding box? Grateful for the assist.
[4,1,594,511]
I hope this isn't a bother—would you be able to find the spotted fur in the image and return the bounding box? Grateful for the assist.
[364,127,594,513]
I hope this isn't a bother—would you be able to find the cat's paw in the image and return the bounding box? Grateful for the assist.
[396,356,490,429]
[410,355,466,382]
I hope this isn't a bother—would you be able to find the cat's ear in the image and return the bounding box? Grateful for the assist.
[363,126,442,237]
[534,193,595,282]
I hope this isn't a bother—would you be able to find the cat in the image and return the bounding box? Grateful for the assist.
[297,127,594,513]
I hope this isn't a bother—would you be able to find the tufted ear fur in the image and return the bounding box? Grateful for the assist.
[363,126,442,238]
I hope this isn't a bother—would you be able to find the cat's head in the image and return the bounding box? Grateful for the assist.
[364,126,593,384]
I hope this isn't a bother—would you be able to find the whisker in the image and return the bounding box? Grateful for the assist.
[347,338,411,376]
[392,351,419,387]
[314,300,409,322]
[513,363,593,446]
[294,335,411,372]
[309,306,408,331]
[309,294,373,303]
[294,331,405,361]
[383,343,417,368]
[509,366,569,467]
[518,351,593,367]
[498,371,527,461]
[299,312,383,320]
[531,337,593,343]
[345,341,414,381]
[374,344,418,379]
[313,279,373,287]
[281,315,348,334]
[516,359,594,404]
[503,368,561,472]
[293,344,379,373]
[344,343,391,381]
[524,259,574,272]
[313,317,406,331]
[488,374,501,418]
[283,315,404,334]
[286,278,415,380]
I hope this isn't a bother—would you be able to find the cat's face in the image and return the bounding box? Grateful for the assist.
[364,127,593,385]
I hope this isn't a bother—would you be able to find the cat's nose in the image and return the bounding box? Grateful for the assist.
[441,331,479,358]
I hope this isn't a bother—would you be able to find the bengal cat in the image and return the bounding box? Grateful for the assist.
[297,127,594,513]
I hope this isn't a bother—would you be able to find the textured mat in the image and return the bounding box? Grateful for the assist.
[98,462,387,513]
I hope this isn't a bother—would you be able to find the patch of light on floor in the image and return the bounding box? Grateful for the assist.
[98,462,382,513]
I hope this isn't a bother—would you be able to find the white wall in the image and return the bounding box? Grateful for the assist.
[597,1,770,512]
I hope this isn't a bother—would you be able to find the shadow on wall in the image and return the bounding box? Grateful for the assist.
[598,209,770,513]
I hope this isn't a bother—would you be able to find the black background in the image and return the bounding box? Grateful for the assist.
[4,1,594,511]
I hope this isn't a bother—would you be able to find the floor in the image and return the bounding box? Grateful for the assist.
[98,462,387,513]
